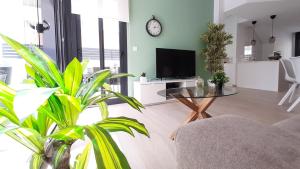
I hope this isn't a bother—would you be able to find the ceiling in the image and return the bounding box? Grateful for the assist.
[225,0,300,42]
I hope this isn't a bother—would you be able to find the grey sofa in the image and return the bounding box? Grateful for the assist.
[175,115,300,169]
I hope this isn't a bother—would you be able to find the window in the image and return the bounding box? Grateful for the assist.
[103,19,121,92]
[80,13,101,77]
[0,1,43,167]
[0,0,41,85]
[72,0,128,103]
[244,45,253,56]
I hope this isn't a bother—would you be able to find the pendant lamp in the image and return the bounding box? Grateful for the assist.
[251,21,257,46]
[269,15,276,44]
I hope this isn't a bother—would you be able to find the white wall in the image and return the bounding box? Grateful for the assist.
[274,32,294,58]
[224,16,241,85]
[262,43,274,60]
[237,24,263,61]
[214,0,224,23]
[258,29,295,59]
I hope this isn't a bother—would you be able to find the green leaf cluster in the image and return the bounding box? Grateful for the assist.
[201,23,233,74]
[0,34,149,169]
[210,71,229,85]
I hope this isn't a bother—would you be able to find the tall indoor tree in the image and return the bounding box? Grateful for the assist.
[201,23,233,74]
[0,34,149,169]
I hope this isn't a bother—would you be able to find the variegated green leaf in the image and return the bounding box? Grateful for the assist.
[33,46,64,88]
[0,81,15,101]
[64,58,83,96]
[25,64,47,87]
[0,95,14,112]
[98,101,109,119]
[6,127,45,153]
[48,95,65,125]
[38,104,64,128]
[0,34,56,87]
[73,143,91,169]
[97,122,134,136]
[85,125,131,169]
[81,60,89,72]
[84,95,113,109]
[56,94,81,126]
[0,117,18,135]
[102,83,112,91]
[82,69,111,104]
[25,64,36,80]
[22,115,39,131]
[49,126,84,141]
[101,117,149,137]
[0,107,19,125]
[30,153,45,169]
[107,90,143,112]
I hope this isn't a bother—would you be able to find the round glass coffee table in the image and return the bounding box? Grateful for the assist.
[158,86,238,140]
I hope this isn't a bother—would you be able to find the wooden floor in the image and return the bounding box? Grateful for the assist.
[1,88,300,168]
[104,87,300,169]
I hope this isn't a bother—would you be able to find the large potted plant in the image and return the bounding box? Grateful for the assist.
[201,23,233,74]
[0,34,149,169]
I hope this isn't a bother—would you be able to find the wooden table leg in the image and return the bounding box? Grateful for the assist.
[170,97,216,140]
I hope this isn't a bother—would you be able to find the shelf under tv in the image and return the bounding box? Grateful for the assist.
[133,78,197,105]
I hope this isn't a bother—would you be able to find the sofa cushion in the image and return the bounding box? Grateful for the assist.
[273,115,300,138]
[175,115,300,169]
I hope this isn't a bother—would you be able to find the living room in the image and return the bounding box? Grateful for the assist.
[0,0,300,169]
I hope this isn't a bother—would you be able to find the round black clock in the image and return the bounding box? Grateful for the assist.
[146,16,162,37]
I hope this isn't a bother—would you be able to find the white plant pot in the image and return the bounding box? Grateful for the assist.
[207,79,215,88]
[140,77,147,83]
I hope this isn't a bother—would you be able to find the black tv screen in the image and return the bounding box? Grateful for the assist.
[156,48,196,78]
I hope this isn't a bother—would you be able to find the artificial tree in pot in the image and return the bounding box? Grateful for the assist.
[0,34,149,169]
[201,22,233,74]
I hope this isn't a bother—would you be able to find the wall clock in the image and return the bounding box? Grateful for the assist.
[146,16,162,37]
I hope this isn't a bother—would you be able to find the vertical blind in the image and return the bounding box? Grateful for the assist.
[71,0,129,22]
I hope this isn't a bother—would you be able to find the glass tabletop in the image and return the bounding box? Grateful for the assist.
[157,86,238,98]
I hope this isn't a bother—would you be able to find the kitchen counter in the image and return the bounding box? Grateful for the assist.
[236,60,287,92]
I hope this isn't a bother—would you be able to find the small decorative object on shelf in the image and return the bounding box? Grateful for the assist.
[196,76,204,88]
[140,72,147,83]
[210,71,229,92]
[268,51,281,60]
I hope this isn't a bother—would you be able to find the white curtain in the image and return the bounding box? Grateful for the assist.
[71,0,129,22]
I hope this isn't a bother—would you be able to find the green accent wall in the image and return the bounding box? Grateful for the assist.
[127,0,214,96]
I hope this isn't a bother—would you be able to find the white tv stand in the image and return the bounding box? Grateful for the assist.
[134,78,197,105]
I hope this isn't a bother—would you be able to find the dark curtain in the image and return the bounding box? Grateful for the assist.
[119,21,128,96]
[295,32,300,57]
[53,0,82,71]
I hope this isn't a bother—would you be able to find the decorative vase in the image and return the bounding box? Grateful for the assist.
[196,76,204,88]
[140,76,147,83]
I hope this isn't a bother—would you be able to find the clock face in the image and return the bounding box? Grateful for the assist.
[146,19,162,37]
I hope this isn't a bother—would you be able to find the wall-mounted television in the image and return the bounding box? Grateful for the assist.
[156,48,196,79]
